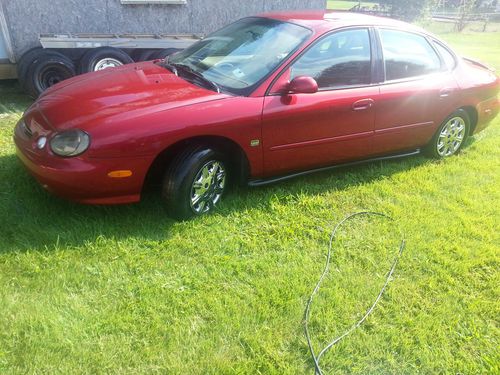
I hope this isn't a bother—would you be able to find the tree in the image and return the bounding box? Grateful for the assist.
[378,0,438,21]
[456,0,477,31]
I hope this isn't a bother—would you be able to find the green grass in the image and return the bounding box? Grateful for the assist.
[1,31,499,374]
[421,19,500,35]
[327,1,378,10]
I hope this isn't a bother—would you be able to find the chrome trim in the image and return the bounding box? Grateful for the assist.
[436,117,465,157]
[20,120,33,138]
[94,58,123,71]
[190,160,226,214]
[270,130,372,151]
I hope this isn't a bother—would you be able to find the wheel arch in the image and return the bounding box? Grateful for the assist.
[460,105,478,135]
[144,135,250,189]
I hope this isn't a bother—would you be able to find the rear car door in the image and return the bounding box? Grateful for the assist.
[261,28,379,177]
[373,28,461,154]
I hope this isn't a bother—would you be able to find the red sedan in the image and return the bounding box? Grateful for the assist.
[14,11,500,219]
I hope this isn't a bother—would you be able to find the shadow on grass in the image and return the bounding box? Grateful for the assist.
[0,148,437,254]
[0,80,32,114]
[0,78,477,253]
[0,155,175,253]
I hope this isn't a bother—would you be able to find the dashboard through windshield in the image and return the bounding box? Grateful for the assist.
[167,17,312,95]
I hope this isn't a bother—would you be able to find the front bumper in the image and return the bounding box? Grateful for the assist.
[14,121,153,205]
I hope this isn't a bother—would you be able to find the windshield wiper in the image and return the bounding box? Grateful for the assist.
[157,60,178,76]
[171,63,221,93]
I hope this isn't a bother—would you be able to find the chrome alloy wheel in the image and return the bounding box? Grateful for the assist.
[94,58,123,71]
[190,160,226,214]
[437,116,466,157]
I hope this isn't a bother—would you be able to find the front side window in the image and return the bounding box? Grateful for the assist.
[379,29,441,81]
[168,17,311,95]
[291,28,372,89]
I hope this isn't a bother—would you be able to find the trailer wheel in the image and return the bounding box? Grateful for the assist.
[24,51,76,98]
[150,48,181,60]
[78,47,133,73]
[16,47,44,89]
[131,49,159,62]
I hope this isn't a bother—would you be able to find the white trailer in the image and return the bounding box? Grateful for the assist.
[0,0,325,97]
[2,30,201,98]
[0,3,16,79]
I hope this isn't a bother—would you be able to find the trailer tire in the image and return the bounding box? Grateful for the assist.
[131,49,159,62]
[150,48,181,60]
[78,47,133,74]
[24,51,76,98]
[17,47,44,89]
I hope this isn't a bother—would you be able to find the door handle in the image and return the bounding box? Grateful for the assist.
[352,98,374,111]
[439,88,454,98]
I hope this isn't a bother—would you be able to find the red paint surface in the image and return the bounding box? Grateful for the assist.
[14,11,500,204]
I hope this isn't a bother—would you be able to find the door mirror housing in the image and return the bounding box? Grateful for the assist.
[286,76,318,94]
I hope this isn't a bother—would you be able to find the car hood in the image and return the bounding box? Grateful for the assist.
[34,61,230,131]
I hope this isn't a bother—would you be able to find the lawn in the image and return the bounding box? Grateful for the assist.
[327,1,378,10]
[0,31,499,374]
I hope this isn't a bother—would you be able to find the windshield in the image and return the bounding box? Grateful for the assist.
[168,17,312,95]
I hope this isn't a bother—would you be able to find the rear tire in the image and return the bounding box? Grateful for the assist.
[424,109,470,159]
[131,49,159,62]
[24,51,76,98]
[162,146,228,220]
[78,47,133,74]
[150,48,181,60]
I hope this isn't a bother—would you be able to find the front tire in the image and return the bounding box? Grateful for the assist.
[162,147,228,220]
[425,109,470,159]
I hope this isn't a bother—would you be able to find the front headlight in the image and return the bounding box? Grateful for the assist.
[50,130,90,157]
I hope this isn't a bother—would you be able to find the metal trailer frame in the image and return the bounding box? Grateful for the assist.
[0,1,16,78]
[39,33,203,50]
[0,31,202,80]
[0,0,326,81]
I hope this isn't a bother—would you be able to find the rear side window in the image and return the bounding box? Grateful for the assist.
[432,41,456,70]
[379,29,441,81]
[291,28,372,89]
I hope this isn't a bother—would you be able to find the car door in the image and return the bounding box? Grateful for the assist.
[261,28,379,177]
[373,28,461,155]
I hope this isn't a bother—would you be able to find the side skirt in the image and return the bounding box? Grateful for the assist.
[248,149,421,187]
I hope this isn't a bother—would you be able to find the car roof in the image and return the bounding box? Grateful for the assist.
[258,10,427,35]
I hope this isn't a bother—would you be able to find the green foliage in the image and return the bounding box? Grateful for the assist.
[328,0,440,21]
[327,1,378,10]
[0,31,499,373]
[379,0,438,21]
[444,0,497,9]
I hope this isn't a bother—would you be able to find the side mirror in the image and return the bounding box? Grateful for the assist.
[286,76,318,94]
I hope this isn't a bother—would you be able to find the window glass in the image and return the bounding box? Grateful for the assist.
[379,29,441,80]
[432,41,456,70]
[290,28,372,89]
[169,17,311,95]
